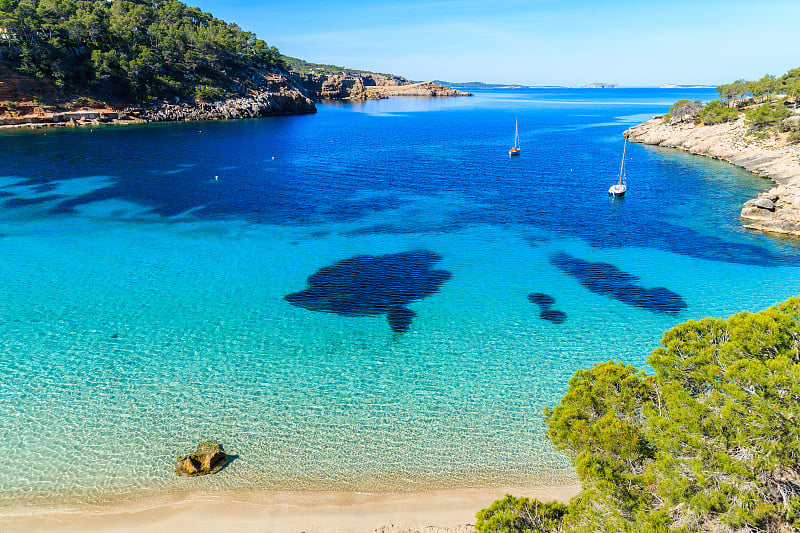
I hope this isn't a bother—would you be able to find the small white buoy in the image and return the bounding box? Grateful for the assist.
[214,175,218,180]
[271,156,275,160]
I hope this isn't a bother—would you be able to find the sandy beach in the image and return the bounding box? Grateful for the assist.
[1,485,580,533]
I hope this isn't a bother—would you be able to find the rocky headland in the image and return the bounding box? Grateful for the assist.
[295,72,472,100]
[625,115,800,238]
[0,69,470,130]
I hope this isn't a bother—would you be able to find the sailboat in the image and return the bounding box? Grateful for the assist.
[608,137,627,197]
[509,119,521,156]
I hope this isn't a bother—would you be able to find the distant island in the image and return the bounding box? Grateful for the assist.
[0,0,468,129]
[431,80,620,89]
[582,82,619,88]
[660,83,717,88]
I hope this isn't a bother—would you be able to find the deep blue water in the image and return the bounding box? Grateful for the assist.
[2,88,799,504]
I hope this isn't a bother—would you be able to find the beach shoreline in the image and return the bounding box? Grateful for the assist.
[1,484,580,532]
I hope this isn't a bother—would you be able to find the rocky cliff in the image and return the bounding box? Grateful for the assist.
[0,69,315,129]
[295,73,472,100]
[137,73,315,122]
[365,82,472,98]
[625,116,800,238]
[0,65,471,129]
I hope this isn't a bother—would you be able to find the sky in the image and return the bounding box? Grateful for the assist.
[187,0,800,87]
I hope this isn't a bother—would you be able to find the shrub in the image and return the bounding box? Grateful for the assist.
[696,99,739,125]
[747,99,790,129]
[480,297,800,532]
[476,495,567,533]
[194,85,225,102]
[663,99,701,124]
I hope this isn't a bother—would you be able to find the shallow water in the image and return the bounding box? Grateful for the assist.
[2,88,799,504]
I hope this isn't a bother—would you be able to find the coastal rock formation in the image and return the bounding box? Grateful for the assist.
[137,80,315,123]
[0,72,315,129]
[365,82,472,99]
[175,441,228,477]
[295,73,371,100]
[625,116,800,238]
[295,73,472,101]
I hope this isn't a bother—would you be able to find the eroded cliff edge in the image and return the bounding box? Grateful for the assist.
[625,116,800,237]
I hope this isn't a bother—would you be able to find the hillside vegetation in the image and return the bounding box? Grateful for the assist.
[0,0,284,105]
[663,67,800,143]
[478,297,800,532]
[280,54,398,78]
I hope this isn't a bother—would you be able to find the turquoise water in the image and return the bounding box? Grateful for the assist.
[1,88,799,505]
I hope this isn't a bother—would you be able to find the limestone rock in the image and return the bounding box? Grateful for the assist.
[625,114,800,238]
[176,441,228,477]
[754,198,776,211]
[295,73,472,101]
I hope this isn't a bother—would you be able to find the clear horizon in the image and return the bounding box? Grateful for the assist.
[187,0,800,87]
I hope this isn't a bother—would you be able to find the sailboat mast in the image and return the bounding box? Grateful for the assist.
[514,119,519,148]
[618,137,627,185]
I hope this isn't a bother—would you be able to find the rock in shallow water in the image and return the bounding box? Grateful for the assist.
[176,441,228,477]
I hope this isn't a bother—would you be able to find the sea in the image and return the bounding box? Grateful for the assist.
[1,88,799,506]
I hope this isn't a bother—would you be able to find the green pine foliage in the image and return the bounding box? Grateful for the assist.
[661,67,800,132]
[0,0,284,103]
[746,100,790,128]
[479,297,800,532]
[695,99,739,125]
[475,495,567,533]
[717,70,800,108]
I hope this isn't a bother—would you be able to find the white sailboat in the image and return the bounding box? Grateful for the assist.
[608,137,627,197]
[509,119,520,156]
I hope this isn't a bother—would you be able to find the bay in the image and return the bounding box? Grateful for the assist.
[1,88,798,504]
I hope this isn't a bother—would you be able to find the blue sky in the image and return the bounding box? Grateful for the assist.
[188,0,800,86]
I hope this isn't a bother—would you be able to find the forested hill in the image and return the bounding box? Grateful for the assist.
[0,0,285,104]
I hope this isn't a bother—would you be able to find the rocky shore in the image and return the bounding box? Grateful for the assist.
[625,116,800,238]
[0,72,316,130]
[0,70,470,130]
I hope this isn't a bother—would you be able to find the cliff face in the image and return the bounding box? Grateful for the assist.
[295,73,372,100]
[137,73,315,122]
[625,116,800,237]
[294,73,472,100]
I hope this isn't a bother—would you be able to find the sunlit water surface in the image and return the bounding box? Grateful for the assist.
[1,88,799,505]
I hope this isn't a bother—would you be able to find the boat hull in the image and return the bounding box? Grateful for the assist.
[608,184,626,196]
